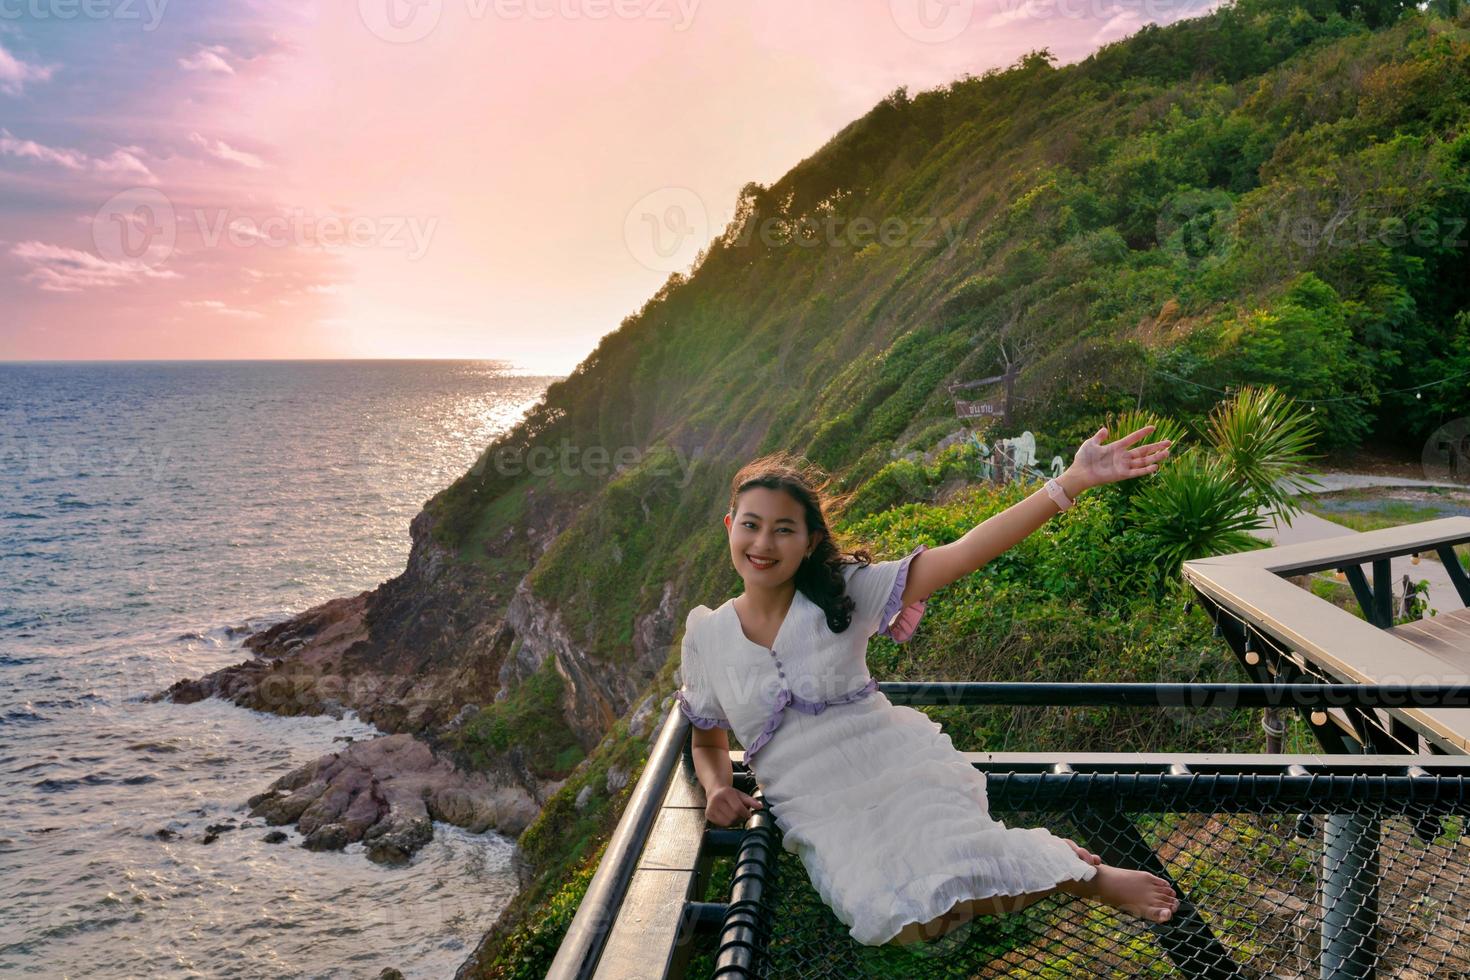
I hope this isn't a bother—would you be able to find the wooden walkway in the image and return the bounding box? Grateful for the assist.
[1389,607,1470,666]
[1181,516,1470,755]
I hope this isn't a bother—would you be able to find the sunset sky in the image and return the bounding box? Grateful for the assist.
[1,0,1218,374]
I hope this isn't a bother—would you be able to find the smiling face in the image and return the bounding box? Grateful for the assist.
[724,486,822,589]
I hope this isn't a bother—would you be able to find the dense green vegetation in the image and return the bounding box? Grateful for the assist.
[449,658,585,779]
[451,0,1470,974]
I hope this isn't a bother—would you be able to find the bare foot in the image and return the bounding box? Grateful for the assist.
[1075,865,1179,924]
[1062,837,1102,867]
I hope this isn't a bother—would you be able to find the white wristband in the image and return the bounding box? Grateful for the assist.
[1045,477,1074,512]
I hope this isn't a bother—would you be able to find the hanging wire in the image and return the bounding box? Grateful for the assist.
[1197,595,1427,755]
[1152,366,1470,406]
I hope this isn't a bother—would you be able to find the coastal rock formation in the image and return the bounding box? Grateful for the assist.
[147,510,510,734]
[148,488,665,853]
[246,733,542,864]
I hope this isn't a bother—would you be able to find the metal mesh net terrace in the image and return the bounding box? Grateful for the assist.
[688,768,1470,979]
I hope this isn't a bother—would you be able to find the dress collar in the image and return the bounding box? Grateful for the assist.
[723,588,805,654]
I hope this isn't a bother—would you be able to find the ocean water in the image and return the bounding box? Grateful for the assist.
[0,360,558,979]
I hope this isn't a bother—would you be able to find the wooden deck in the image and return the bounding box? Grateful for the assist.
[1181,516,1470,755]
[1389,607,1470,665]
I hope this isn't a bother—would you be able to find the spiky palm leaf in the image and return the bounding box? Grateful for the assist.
[1126,446,1270,574]
[1205,385,1323,523]
[1102,407,1191,503]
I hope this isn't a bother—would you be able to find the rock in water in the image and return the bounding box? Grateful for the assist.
[246,732,537,864]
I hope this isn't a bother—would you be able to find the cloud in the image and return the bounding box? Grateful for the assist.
[182,298,264,318]
[10,240,181,292]
[1090,8,1147,44]
[0,127,154,181]
[0,41,56,96]
[188,131,266,169]
[981,1,1037,29]
[179,44,236,75]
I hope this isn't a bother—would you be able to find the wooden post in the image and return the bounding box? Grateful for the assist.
[1002,364,1017,428]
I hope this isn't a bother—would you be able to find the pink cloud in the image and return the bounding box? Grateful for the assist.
[0,41,55,96]
[182,298,264,318]
[179,44,237,75]
[10,240,181,292]
[188,132,266,169]
[0,128,154,181]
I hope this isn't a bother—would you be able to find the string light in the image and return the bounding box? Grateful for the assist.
[1201,599,1425,754]
[1152,366,1470,406]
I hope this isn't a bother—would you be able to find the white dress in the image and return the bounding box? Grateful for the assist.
[672,544,1100,946]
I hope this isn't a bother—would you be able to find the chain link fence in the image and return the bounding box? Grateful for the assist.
[690,769,1470,979]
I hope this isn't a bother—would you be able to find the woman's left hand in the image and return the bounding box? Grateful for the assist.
[1068,424,1172,491]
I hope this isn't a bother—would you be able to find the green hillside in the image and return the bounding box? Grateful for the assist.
[447,1,1470,974]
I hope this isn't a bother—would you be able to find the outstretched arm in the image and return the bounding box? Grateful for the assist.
[898,424,1171,606]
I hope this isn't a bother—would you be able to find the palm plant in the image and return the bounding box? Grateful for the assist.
[1125,446,1270,572]
[1120,385,1321,584]
[1203,384,1323,524]
[1102,407,1191,504]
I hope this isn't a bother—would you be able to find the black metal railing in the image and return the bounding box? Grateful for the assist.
[697,683,1470,980]
[550,682,1470,980]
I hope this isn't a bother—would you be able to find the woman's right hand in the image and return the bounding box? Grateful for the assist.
[705,785,764,827]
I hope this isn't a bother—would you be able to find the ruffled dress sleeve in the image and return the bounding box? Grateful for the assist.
[674,607,733,730]
[841,543,930,643]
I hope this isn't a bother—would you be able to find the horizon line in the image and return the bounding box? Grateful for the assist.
[0,356,572,374]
